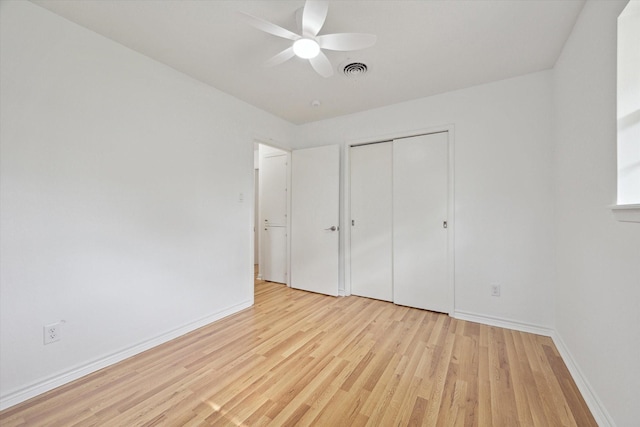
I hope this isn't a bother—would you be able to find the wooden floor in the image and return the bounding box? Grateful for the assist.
[1,276,596,426]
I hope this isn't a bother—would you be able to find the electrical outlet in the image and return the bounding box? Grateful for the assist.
[491,285,501,297]
[44,322,61,345]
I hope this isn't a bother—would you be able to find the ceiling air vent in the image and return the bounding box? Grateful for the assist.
[342,62,368,78]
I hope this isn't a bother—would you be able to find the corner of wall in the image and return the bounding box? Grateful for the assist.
[550,330,616,427]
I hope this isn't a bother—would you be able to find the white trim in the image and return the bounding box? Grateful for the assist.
[452,310,554,337]
[342,144,352,296]
[0,299,253,411]
[446,127,456,314]
[286,150,292,288]
[551,331,617,427]
[610,204,640,222]
[347,124,456,147]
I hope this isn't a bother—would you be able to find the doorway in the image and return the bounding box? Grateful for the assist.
[255,143,289,284]
[253,142,342,296]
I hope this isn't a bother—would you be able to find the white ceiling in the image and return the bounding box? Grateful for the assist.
[31,0,585,125]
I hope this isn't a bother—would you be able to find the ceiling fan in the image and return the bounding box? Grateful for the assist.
[239,0,377,78]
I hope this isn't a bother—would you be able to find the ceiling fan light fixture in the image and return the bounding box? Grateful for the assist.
[240,0,376,78]
[293,38,320,59]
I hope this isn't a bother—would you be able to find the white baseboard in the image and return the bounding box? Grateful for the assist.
[452,310,554,336]
[551,331,616,427]
[452,310,615,427]
[0,299,253,411]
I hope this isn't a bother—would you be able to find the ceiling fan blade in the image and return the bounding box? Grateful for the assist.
[237,11,300,41]
[309,50,334,78]
[263,47,296,67]
[317,33,377,51]
[302,0,328,37]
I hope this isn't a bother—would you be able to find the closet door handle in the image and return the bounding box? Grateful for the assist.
[325,226,337,231]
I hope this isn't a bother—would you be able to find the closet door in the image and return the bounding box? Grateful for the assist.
[393,132,449,313]
[350,142,393,301]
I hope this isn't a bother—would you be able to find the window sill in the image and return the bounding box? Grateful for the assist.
[610,204,640,223]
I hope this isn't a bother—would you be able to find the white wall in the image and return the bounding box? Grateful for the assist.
[294,71,556,330]
[553,1,640,426]
[3,1,637,424]
[0,0,293,407]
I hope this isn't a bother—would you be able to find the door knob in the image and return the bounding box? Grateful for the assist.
[325,226,337,231]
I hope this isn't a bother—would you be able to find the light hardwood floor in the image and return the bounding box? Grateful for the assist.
[1,275,596,426]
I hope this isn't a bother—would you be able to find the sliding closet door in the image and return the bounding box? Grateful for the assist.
[393,132,449,313]
[350,142,393,301]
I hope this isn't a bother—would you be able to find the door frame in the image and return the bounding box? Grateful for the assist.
[253,138,292,287]
[344,124,456,313]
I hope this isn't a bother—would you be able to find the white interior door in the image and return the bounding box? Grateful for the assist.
[262,226,287,283]
[258,145,288,282]
[259,151,287,226]
[393,132,450,313]
[290,145,340,296]
[350,142,393,301]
